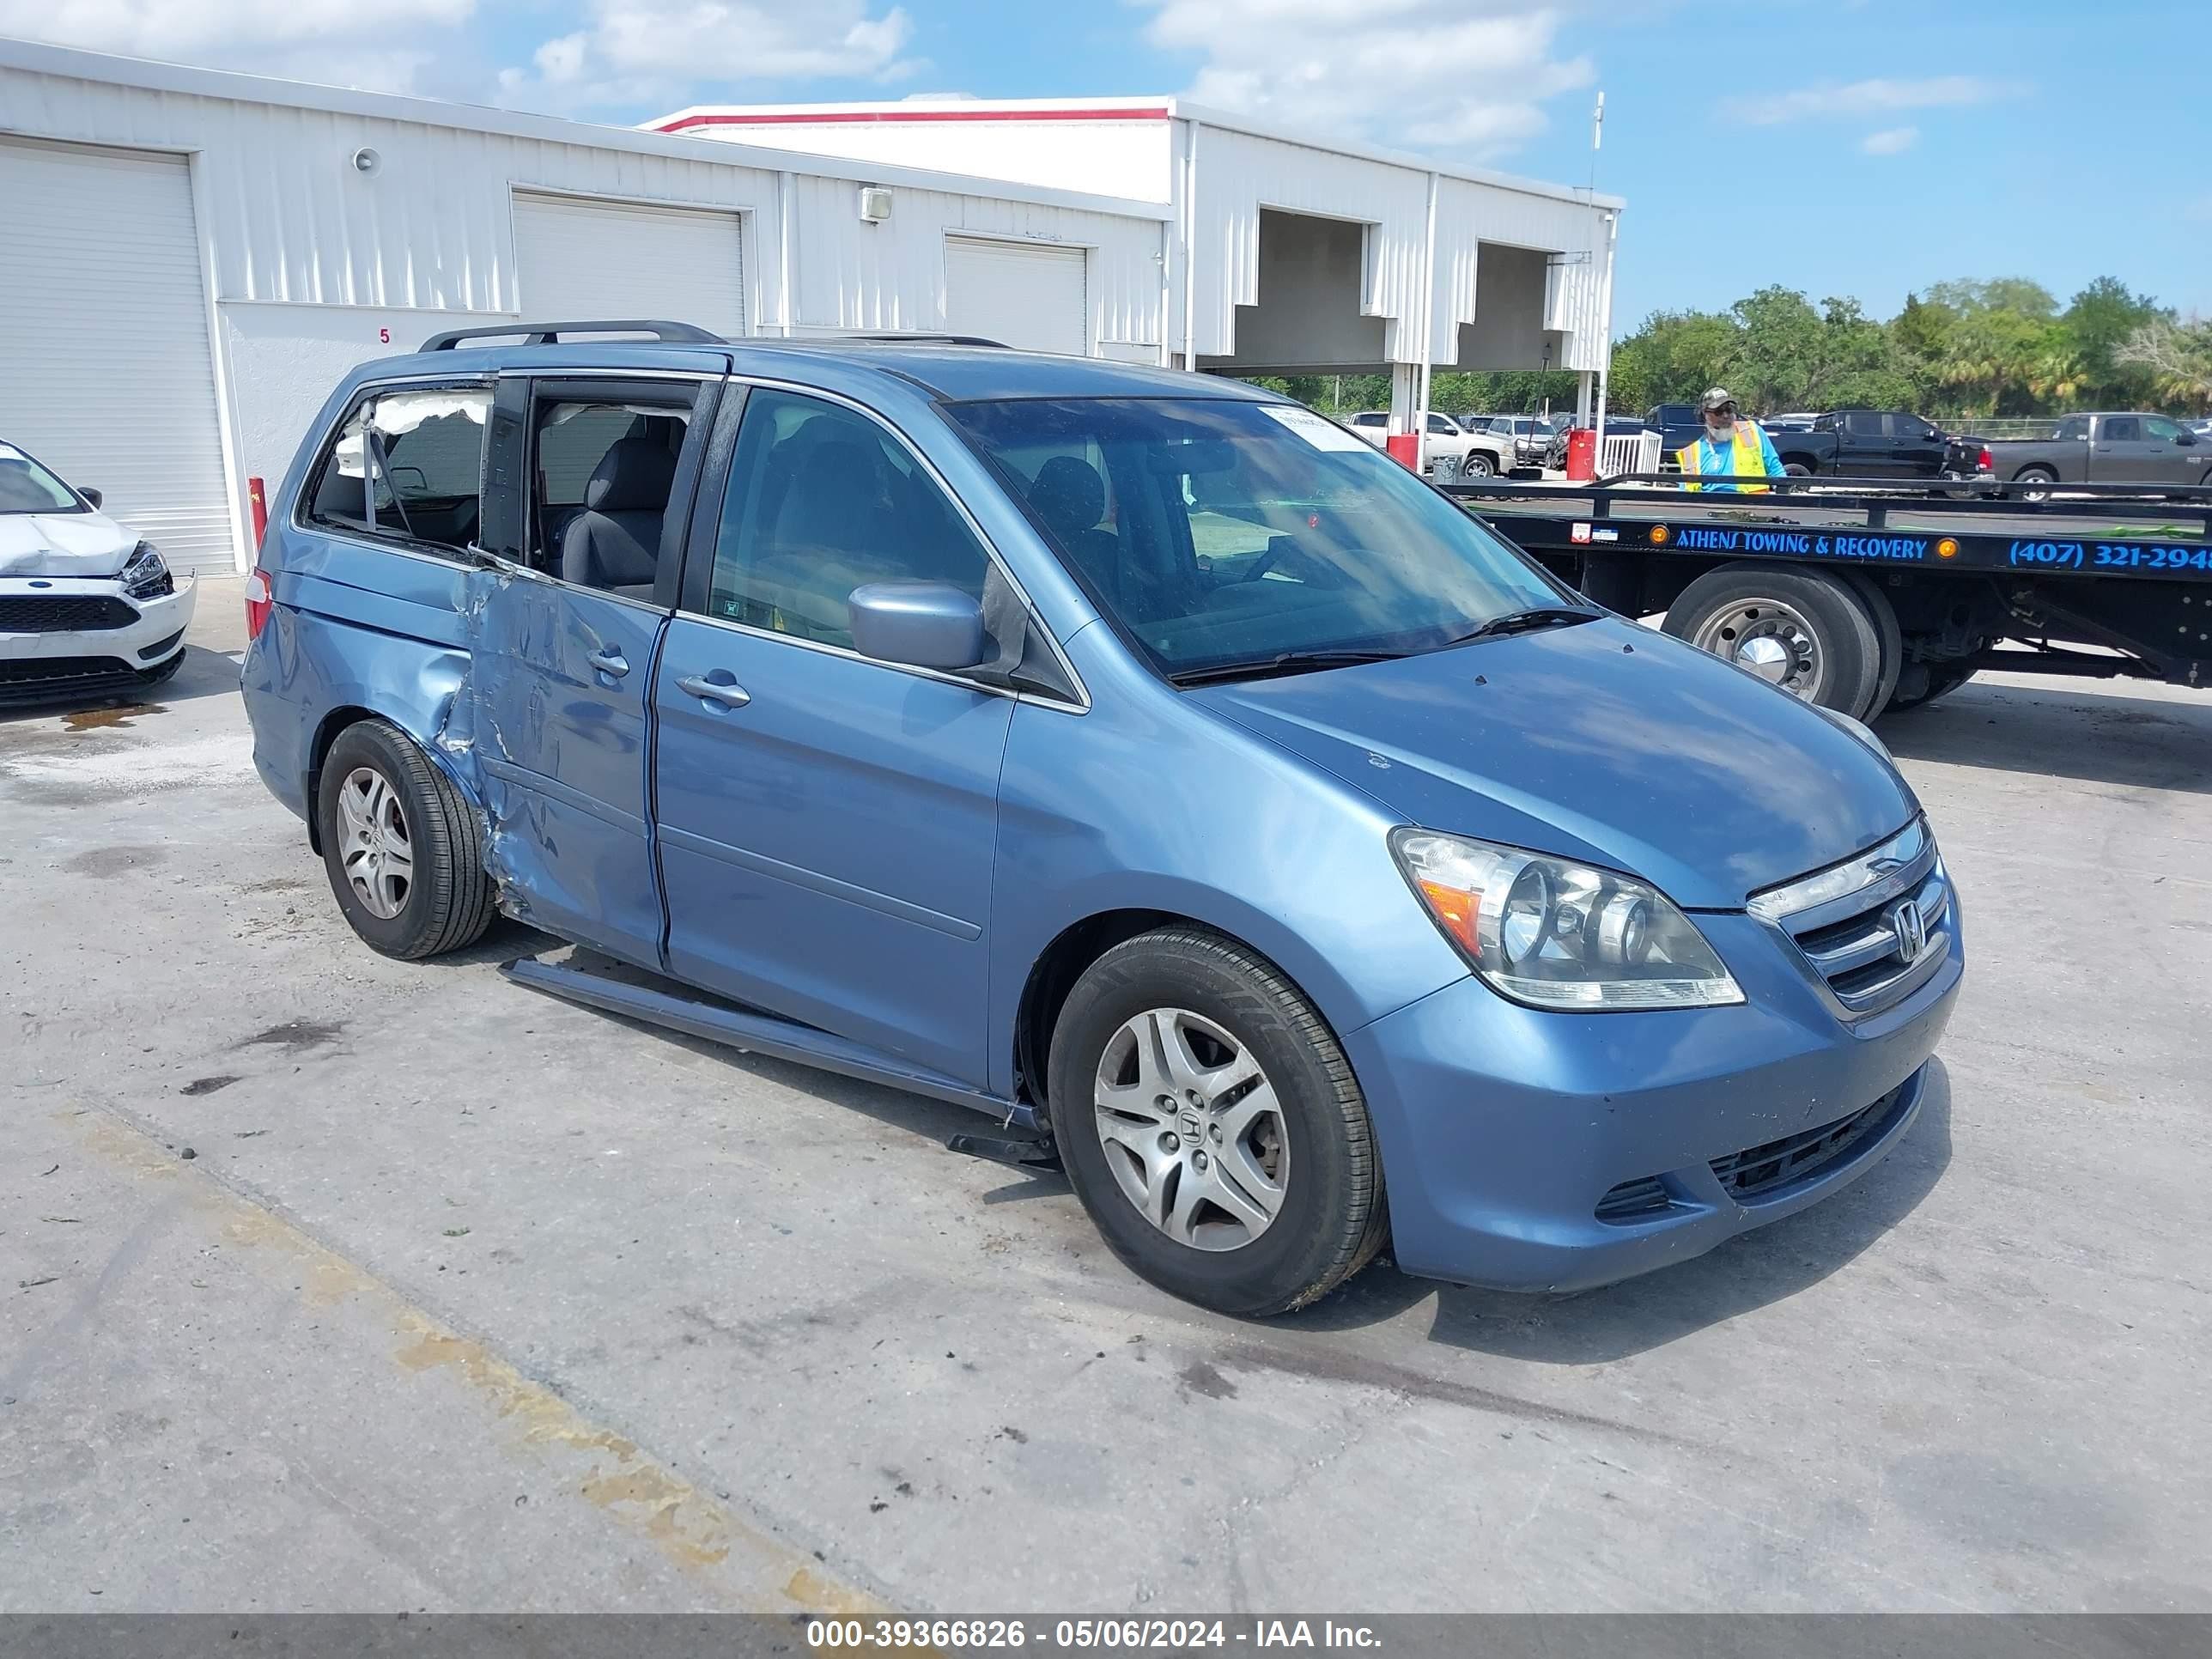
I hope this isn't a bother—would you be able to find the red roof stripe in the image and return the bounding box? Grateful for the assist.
[653,106,1172,132]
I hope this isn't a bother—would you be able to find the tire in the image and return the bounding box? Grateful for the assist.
[1840,573,1903,719]
[1462,452,1496,478]
[1888,663,1978,711]
[316,718,496,960]
[1662,563,1882,714]
[1048,928,1389,1317]
[2010,467,2057,503]
[1783,462,1813,478]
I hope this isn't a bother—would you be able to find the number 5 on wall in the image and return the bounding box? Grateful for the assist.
[379,327,391,343]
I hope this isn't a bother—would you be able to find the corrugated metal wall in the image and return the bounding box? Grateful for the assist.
[1185,120,1613,372]
[0,61,1167,344]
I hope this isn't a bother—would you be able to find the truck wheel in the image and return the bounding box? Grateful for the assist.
[317,719,497,960]
[1841,574,1903,719]
[1889,664,1978,711]
[1663,564,1881,714]
[1783,463,1813,477]
[1462,452,1495,478]
[1048,928,1389,1317]
[2010,467,2057,503]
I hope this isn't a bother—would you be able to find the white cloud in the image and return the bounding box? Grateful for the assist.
[1136,0,1594,160]
[1860,125,1919,155]
[0,0,473,89]
[497,0,920,113]
[1728,75,2016,126]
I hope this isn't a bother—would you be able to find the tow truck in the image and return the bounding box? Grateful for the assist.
[1442,472,2212,718]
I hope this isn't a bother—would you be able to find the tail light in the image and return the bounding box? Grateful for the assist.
[247,477,270,549]
[1977,446,1992,472]
[244,568,273,641]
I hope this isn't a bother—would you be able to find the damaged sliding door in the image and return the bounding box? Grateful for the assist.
[461,373,720,967]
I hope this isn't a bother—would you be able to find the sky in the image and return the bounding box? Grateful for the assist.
[3,0,2205,330]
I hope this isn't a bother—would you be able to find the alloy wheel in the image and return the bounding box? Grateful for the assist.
[337,765,414,920]
[1092,1007,1288,1252]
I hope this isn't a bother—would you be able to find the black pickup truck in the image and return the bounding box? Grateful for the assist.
[1648,404,1978,479]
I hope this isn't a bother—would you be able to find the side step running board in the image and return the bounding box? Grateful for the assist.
[501,957,1040,1130]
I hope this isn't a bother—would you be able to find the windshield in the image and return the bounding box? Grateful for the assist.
[947,397,1569,680]
[0,442,87,514]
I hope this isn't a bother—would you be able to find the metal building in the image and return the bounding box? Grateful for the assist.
[649,98,1624,454]
[0,43,1171,574]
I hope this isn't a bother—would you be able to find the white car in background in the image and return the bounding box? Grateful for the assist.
[1345,410,1512,476]
[1,439,195,702]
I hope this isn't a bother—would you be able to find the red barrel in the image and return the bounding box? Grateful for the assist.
[1384,432,1421,472]
[1564,426,1598,482]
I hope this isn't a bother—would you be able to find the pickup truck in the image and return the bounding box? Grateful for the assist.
[1973,412,2212,499]
[1647,404,1973,481]
[1346,410,1512,477]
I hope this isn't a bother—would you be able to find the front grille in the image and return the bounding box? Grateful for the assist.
[0,654,145,698]
[1756,826,1952,1018]
[0,593,139,633]
[1595,1175,1673,1224]
[1710,1086,1904,1202]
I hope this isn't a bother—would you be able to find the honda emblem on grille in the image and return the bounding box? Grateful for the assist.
[1890,898,1928,963]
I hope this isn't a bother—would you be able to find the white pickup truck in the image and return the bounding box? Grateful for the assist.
[1344,410,1511,477]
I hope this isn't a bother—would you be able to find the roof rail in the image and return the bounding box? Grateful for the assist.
[419,319,723,350]
[837,333,1009,349]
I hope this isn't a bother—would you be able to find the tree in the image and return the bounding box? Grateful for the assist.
[2060,276,2167,405]
[2117,318,2212,411]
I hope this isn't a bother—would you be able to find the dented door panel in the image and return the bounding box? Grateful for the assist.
[465,567,668,967]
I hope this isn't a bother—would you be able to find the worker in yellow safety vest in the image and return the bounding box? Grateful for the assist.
[1678,387,1784,494]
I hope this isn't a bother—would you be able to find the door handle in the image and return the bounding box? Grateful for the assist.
[676,672,751,709]
[592,647,631,680]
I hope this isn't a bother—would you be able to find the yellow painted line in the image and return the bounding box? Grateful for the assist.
[64,1107,884,1617]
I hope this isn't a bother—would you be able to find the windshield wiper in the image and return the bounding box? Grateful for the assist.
[1443,605,1601,645]
[1166,648,1408,687]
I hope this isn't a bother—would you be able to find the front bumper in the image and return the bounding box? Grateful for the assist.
[1343,909,1963,1292]
[0,574,196,698]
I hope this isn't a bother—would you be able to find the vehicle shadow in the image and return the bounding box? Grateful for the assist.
[1279,1060,1955,1364]
[0,644,239,727]
[1876,679,2212,795]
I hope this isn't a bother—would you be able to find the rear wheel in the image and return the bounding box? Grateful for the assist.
[2011,466,2057,503]
[1663,564,1881,714]
[317,719,496,960]
[1888,662,1978,711]
[1048,928,1388,1316]
[1842,574,1903,718]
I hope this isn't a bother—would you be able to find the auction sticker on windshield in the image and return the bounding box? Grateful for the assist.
[1259,405,1369,452]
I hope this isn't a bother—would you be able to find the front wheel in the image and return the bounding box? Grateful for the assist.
[1462,452,1496,478]
[1048,929,1388,1316]
[1782,462,1813,477]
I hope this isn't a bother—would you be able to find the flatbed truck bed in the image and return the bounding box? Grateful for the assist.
[1443,473,2212,718]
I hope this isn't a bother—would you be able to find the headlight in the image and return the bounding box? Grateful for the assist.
[121,540,173,600]
[1389,829,1744,1011]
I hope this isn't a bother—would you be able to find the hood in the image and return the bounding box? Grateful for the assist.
[1191,617,1917,910]
[0,509,136,577]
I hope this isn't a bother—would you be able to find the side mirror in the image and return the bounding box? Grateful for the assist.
[79,487,103,508]
[848,581,988,672]
[2178,431,2198,447]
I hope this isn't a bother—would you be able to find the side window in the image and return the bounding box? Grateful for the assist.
[2102,416,2140,442]
[526,388,696,595]
[1844,411,1882,436]
[1426,414,1455,434]
[306,384,490,553]
[2143,416,2183,443]
[703,389,992,652]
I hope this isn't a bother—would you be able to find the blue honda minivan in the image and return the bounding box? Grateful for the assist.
[240,323,1960,1316]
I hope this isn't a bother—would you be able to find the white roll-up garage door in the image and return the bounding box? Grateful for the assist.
[513,192,746,338]
[0,138,236,574]
[945,238,1088,356]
